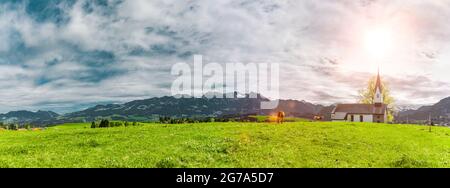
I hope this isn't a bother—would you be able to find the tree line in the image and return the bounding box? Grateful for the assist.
[90,119,141,128]
[158,116,252,124]
[0,122,39,130]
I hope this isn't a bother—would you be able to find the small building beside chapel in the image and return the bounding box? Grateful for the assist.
[331,71,388,123]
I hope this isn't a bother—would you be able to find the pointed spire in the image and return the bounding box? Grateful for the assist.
[375,67,382,93]
[373,67,383,106]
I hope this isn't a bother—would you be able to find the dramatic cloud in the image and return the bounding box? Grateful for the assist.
[0,0,450,113]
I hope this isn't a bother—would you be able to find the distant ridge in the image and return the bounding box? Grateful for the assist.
[0,93,332,126]
[6,94,450,126]
[396,97,450,124]
[0,110,60,125]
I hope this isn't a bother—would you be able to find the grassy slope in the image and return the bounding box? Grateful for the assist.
[0,122,449,168]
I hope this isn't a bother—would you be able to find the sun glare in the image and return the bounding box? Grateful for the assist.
[364,27,394,59]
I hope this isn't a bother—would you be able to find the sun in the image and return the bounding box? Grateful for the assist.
[364,27,394,59]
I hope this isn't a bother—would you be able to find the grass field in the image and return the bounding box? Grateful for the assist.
[248,115,312,122]
[0,122,449,168]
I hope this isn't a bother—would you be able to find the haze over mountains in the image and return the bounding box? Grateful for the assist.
[396,97,450,124]
[2,93,450,126]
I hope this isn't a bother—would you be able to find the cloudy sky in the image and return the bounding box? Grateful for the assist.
[1,0,450,113]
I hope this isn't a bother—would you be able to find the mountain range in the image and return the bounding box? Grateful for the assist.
[0,93,332,126]
[396,97,450,124]
[2,94,450,126]
[0,110,60,125]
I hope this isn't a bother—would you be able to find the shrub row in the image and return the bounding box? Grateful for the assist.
[158,117,245,124]
[91,120,140,128]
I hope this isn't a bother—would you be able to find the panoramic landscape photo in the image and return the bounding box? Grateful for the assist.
[0,0,449,168]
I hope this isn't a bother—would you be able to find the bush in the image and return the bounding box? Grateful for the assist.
[109,122,122,127]
[6,124,19,130]
[99,120,109,128]
[91,122,97,128]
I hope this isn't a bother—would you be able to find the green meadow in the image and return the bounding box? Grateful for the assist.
[0,122,449,168]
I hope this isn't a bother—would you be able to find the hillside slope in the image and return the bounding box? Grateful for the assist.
[64,96,330,122]
[0,122,448,168]
[0,95,332,126]
[397,97,450,124]
[0,110,60,126]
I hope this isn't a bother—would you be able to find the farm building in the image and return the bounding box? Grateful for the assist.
[331,71,388,123]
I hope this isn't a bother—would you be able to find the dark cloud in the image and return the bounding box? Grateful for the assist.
[386,75,450,99]
[313,90,341,101]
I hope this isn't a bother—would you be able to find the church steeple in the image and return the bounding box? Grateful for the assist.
[374,68,383,106]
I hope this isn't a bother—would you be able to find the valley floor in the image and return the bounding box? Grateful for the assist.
[0,122,449,168]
